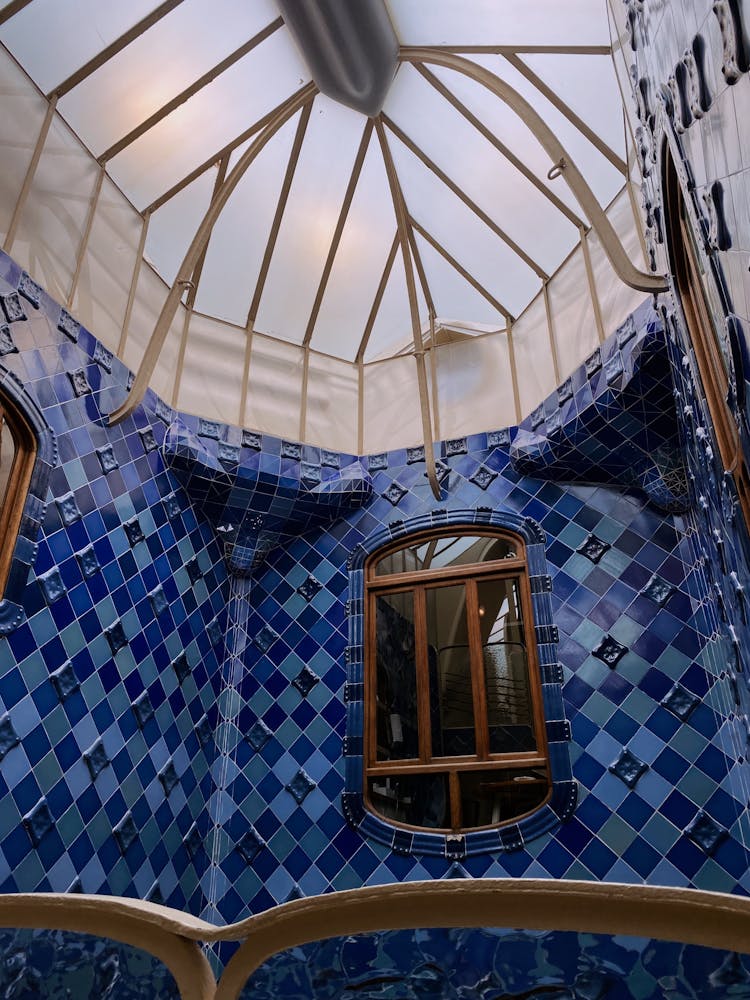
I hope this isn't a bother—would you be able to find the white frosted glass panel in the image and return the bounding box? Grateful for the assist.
[511,296,556,419]
[363,355,421,454]
[14,116,99,305]
[547,246,599,376]
[59,0,279,156]
[122,265,182,403]
[435,334,516,438]
[363,249,425,362]
[0,0,159,94]
[106,29,309,209]
[588,192,647,340]
[389,128,539,319]
[146,168,215,287]
[194,114,300,326]
[311,140,396,361]
[244,333,304,440]
[0,48,48,244]
[255,96,367,345]
[304,355,358,453]
[523,54,625,169]
[384,65,577,276]
[387,0,610,46]
[414,233,510,329]
[177,313,244,426]
[72,178,142,352]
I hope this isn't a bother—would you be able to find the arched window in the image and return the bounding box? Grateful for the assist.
[663,144,750,526]
[364,529,550,833]
[0,392,36,597]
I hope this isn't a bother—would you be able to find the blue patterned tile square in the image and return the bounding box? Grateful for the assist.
[183,824,202,858]
[105,620,127,654]
[149,585,168,617]
[93,342,113,372]
[171,653,190,685]
[18,272,41,306]
[132,692,154,729]
[218,442,240,466]
[281,441,301,460]
[297,575,322,601]
[158,760,178,797]
[247,718,272,751]
[97,445,118,474]
[321,449,340,468]
[0,714,19,760]
[383,482,407,506]
[661,683,699,721]
[593,635,627,669]
[237,827,265,864]
[487,429,510,448]
[50,662,79,702]
[123,517,145,546]
[195,715,212,747]
[254,625,279,653]
[685,812,727,855]
[469,466,498,490]
[68,369,90,397]
[56,493,81,526]
[23,798,53,846]
[1,291,25,323]
[293,665,320,697]
[139,427,157,453]
[39,568,66,605]
[406,446,425,464]
[0,324,17,356]
[445,437,468,456]
[198,418,222,439]
[83,739,109,781]
[286,769,316,805]
[609,748,648,788]
[114,813,138,855]
[57,308,79,341]
[186,558,202,584]
[242,429,262,450]
[76,545,100,579]
[642,574,674,606]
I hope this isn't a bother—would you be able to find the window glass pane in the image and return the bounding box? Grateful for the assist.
[477,577,537,754]
[426,584,475,757]
[374,533,518,576]
[459,768,548,829]
[375,592,419,761]
[0,408,16,517]
[368,773,450,829]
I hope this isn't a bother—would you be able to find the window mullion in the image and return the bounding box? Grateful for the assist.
[414,585,432,763]
[465,579,489,760]
[449,770,461,831]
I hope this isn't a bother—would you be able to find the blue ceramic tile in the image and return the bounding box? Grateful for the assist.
[286,769,316,805]
[609,749,649,789]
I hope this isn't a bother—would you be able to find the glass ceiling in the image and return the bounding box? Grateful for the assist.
[0,0,649,454]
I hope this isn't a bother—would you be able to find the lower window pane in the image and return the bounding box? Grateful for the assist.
[368,773,450,828]
[426,584,476,757]
[375,592,419,761]
[459,769,549,829]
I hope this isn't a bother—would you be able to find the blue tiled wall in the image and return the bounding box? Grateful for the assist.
[0,253,227,913]
[622,0,750,836]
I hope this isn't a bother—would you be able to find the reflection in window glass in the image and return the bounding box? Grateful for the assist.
[459,768,549,828]
[368,773,450,829]
[375,592,419,761]
[374,534,518,576]
[0,407,16,516]
[425,584,475,757]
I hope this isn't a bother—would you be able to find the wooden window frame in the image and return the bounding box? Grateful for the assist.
[0,393,37,597]
[663,145,750,528]
[364,527,551,834]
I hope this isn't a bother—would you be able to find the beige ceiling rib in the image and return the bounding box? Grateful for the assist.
[118,211,150,357]
[171,153,230,408]
[67,163,105,308]
[425,45,612,55]
[0,0,32,26]
[3,93,57,254]
[99,17,284,164]
[246,99,314,331]
[383,112,548,280]
[410,217,514,321]
[303,118,374,346]
[145,84,315,216]
[109,82,318,425]
[413,63,584,228]
[49,0,186,99]
[506,322,522,423]
[407,226,435,317]
[355,232,399,363]
[542,281,561,386]
[580,225,606,344]
[403,50,666,294]
[375,119,440,500]
[502,51,628,176]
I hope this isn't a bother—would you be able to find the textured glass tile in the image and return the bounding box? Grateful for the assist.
[83,739,110,781]
[1,292,26,323]
[0,714,19,760]
[93,342,113,372]
[97,445,119,474]
[114,814,138,855]
[292,665,320,697]
[642,574,674,605]
[383,482,407,505]
[577,534,611,563]
[68,369,90,397]
[254,625,279,653]
[609,748,648,788]
[39,568,66,604]
[0,325,17,356]
[685,811,727,855]
[286,768,316,804]
[247,718,272,751]
[132,692,154,729]
[149,585,168,617]
[23,798,53,846]
[297,575,322,601]
[237,826,265,863]
[171,653,190,685]
[50,662,79,702]
[593,635,627,668]
[469,465,497,490]
[58,308,79,341]
[158,761,178,797]
[139,427,157,452]
[661,683,699,720]
[76,545,100,579]
[105,620,127,654]
[124,517,145,546]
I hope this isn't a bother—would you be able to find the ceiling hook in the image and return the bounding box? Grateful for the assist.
[547,158,566,181]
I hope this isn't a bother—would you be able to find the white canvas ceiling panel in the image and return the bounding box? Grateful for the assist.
[310,139,397,361]
[177,312,245,427]
[0,0,159,95]
[413,233,508,329]
[304,353,359,454]
[511,295,557,419]
[58,0,279,157]
[385,0,610,47]
[104,28,309,210]
[193,114,302,326]
[434,333,516,437]
[587,189,648,339]
[363,354,422,455]
[243,332,304,440]
[254,95,369,345]
[72,177,144,353]
[145,166,215,288]
[361,248,412,363]
[547,245,599,376]
[13,116,99,305]
[0,47,48,244]
[122,264,184,404]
